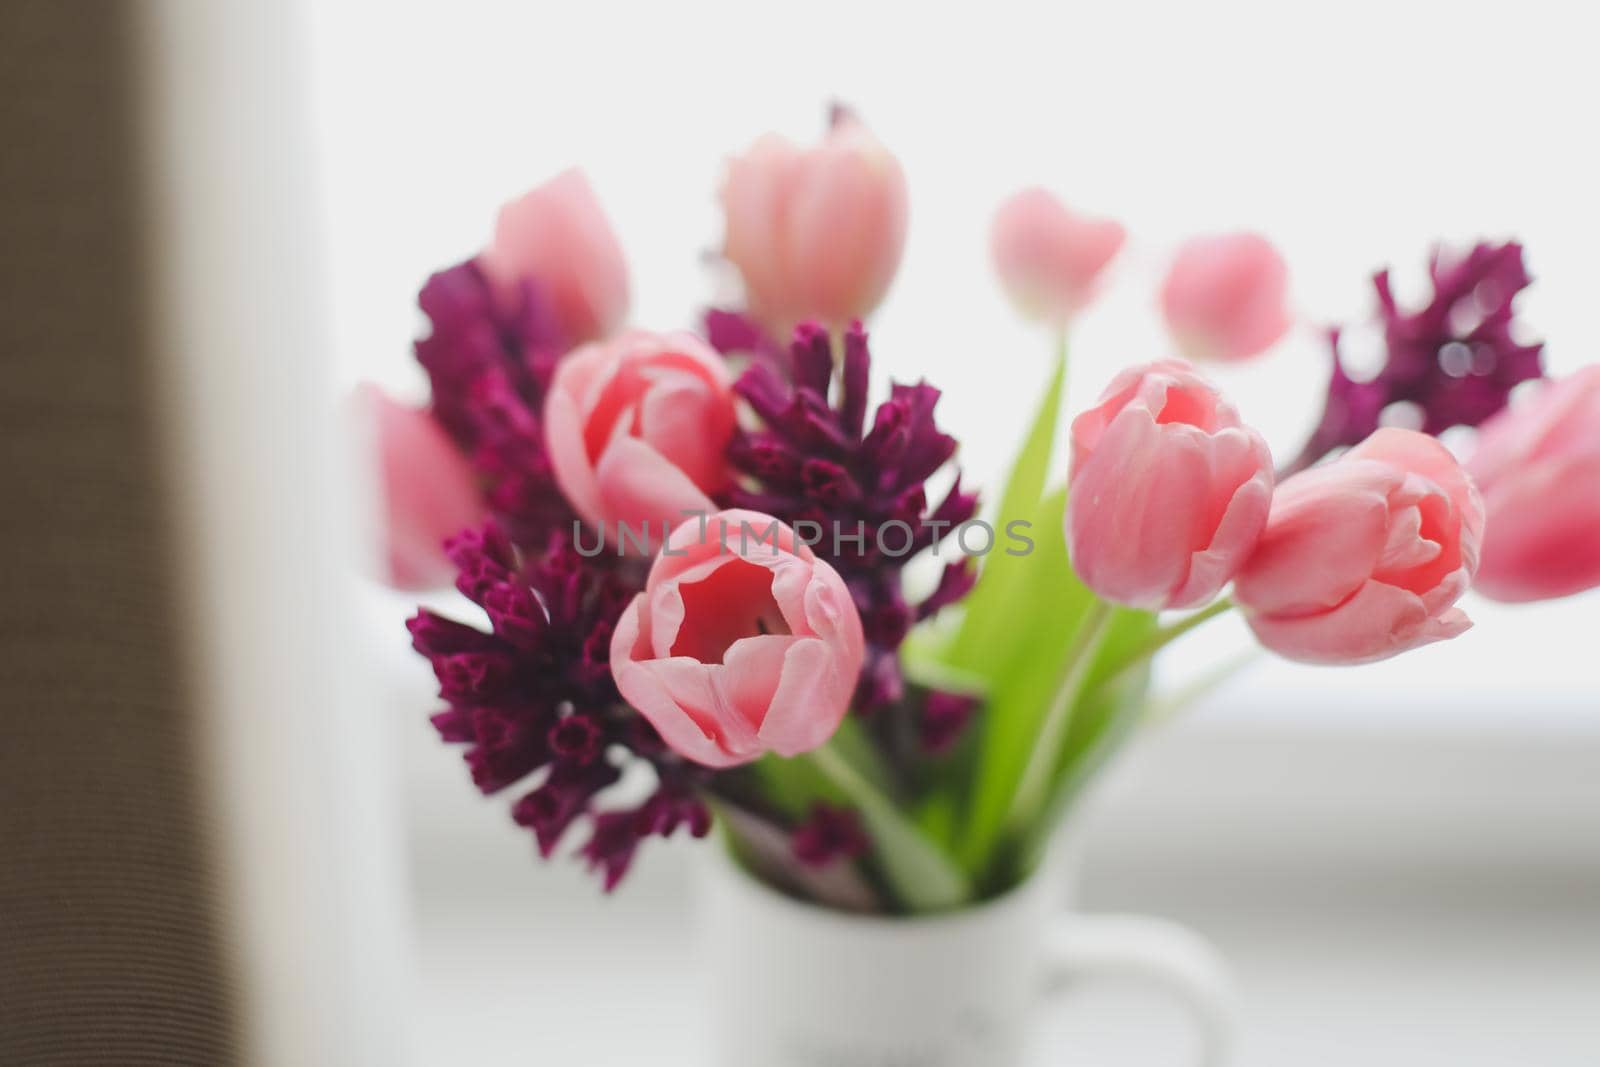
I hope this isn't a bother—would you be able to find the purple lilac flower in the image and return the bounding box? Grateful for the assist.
[920,690,980,754]
[413,259,577,541]
[721,321,980,710]
[791,804,871,867]
[410,521,710,889]
[703,307,783,363]
[1287,242,1544,474]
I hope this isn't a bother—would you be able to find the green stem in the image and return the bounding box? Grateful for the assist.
[1096,597,1235,696]
[1004,599,1115,835]
[805,739,971,912]
[1051,329,1070,423]
[808,739,885,813]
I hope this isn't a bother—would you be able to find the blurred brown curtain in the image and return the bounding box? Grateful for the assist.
[0,2,240,1063]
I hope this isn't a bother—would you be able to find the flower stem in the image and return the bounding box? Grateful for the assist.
[1098,597,1236,696]
[1054,328,1070,405]
[805,739,971,912]
[1004,599,1115,836]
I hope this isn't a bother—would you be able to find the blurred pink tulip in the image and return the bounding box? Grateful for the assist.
[721,113,908,334]
[991,187,1126,324]
[1235,428,1484,664]
[1469,365,1600,602]
[1067,360,1274,610]
[610,510,866,768]
[352,383,486,591]
[1161,232,1292,362]
[544,331,735,546]
[479,168,630,345]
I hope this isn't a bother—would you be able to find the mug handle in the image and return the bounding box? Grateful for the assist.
[1041,913,1236,1066]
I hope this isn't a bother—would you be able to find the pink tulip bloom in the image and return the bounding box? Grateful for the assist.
[1067,360,1274,610]
[352,383,486,591]
[479,168,630,345]
[721,113,908,334]
[1161,232,1292,362]
[1235,428,1484,664]
[990,187,1126,325]
[610,510,866,768]
[544,330,735,546]
[1469,365,1600,602]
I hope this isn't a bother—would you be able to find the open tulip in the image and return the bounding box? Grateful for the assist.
[610,510,866,768]
[1067,360,1274,610]
[721,112,908,334]
[544,330,736,547]
[479,168,630,345]
[352,383,486,591]
[1161,232,1292,362]
[1235,428,1484,664]
[1468,365,1600,602]
[991,187,1126,324]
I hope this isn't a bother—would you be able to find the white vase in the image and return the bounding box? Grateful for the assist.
[700,845,1235,1067]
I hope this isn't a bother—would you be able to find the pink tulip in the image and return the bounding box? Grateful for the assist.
[479,168,630,345]
[721,113,908,334]
[544,330,735,545]
[352,383,486,591]
[1468,366,1600,602]
[1235,428,1484,664]
[1160,232,1292,362]
[610,510,866,768]
[1067,360,1274,610]
[990,187,1126,324]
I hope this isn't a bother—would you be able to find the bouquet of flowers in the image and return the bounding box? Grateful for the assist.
[361,110,1599,913]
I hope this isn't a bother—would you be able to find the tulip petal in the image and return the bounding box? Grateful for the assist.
[610,602,745,768]
[1474,453,1600,601]
[1234,461,1397,616]
[723,634,801,731]
[758,638,853,758]
[594,435,716,544]
[1245,578,1470,665]
[638,374,730,494]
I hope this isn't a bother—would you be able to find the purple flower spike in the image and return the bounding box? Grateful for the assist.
[412,525,710,887]
[580,787,712,891]
[792,804,871,867]
[1289,241,1544,473]
[702,307,784,364]
[721,322,980,709]
[920,690,980,753]
[414,259,580,542]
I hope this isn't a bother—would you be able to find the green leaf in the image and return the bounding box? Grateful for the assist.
[941,344,1067,685]
[914,790,958,851]
[749,716,889,817]
[801,742,972,912]
[955,484,1098,875]
[1020,654,1153,871]
[1017,644,1257,870]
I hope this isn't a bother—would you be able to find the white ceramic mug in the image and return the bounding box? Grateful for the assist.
[701,847,1234,1067]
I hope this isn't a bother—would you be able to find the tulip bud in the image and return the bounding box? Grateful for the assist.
[351,383,486,591]
[1161,232,1292,362]
[990,187,1125,325]
[543,330,736,547]
[721,113,908,334]
[1235,428,1484,664]
[479,168,630,345]
[1067,360,1274,610]
[1468,366,1600,602]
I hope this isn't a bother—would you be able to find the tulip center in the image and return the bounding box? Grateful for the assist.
[669,558,792,663]
[1377,493,1459,596]
[1155,385,1219,430]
